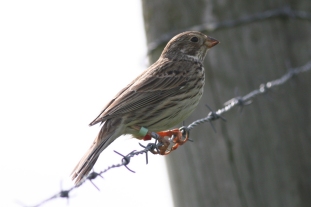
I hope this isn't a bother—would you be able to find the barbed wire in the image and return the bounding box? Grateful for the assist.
[24,57,311,207]
[20,6,311,207]
[187,60,311,130]
[147,6,311,54]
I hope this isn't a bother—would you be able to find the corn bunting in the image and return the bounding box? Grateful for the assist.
[72,31,219,184]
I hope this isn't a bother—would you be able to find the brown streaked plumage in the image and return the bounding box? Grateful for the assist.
[71,31,219,184]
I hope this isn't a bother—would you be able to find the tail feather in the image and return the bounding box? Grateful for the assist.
[71,118,122,185]
[71,140,100,184]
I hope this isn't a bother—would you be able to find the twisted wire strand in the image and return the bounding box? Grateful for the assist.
[187,60,311,130]
[147,6,311,54]
[26,59,311,207]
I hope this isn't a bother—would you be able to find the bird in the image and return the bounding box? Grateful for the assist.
[71,31,219,184]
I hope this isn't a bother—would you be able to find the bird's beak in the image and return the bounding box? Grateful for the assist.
[205,37,219,48]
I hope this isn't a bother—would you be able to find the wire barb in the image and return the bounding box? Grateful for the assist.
[59,190,70,198]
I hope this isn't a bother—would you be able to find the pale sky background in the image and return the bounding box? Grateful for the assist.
[0,1,174,207]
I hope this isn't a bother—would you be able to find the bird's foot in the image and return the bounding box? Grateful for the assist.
[153,127,189,155]
[131,125,190,155]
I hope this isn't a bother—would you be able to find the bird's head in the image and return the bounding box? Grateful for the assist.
[161,31,219,62]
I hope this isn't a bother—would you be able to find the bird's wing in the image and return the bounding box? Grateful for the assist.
[89,59,198,126]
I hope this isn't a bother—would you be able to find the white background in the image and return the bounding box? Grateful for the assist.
[0,1,174,207]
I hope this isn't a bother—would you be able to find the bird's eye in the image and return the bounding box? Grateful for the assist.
[190,36,199,42]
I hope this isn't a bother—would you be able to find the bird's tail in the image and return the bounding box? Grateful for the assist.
[71,118,122,185]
